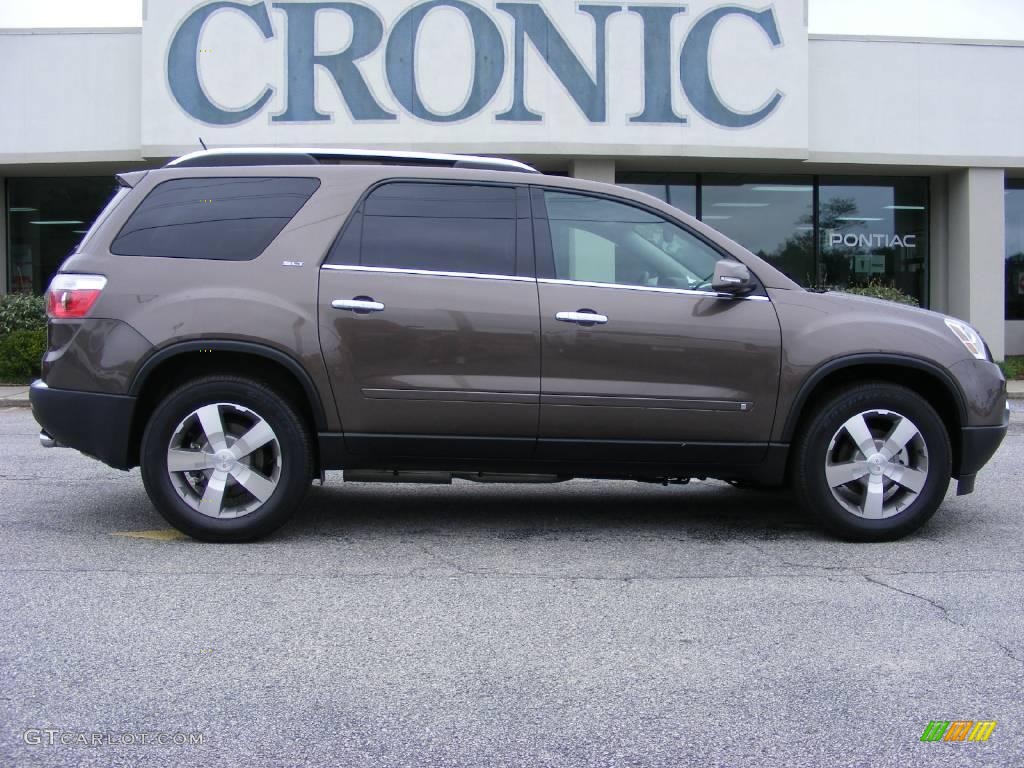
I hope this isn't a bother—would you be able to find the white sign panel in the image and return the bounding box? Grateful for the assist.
[141,0,808,157]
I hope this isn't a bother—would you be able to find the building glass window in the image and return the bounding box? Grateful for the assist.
[700,175,815,285]
[616,173,697,217]
[818,176,929,306]
[1005,180,1024,321]
[6,177,118,294]
[614,172,931,307]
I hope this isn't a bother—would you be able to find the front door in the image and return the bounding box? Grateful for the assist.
[532,188,782,465]
[318,181,539,458]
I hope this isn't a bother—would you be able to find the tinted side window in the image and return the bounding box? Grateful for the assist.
[111,177,319,260]
[543,191,723,291]
[358,182,516,275]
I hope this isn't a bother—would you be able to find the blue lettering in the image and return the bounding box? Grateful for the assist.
[167,0,275,125]
[385,0,505,122]
[628,5,688,124]
[164,1,789,130]
[272,2,395,122]
[496,3,622,123]
[679,5,783,128]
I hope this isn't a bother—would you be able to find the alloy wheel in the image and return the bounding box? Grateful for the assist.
[824,409,930,520]
[165,402,282,519]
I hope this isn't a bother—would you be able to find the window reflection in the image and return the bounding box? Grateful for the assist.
[614,172,932,307]
[617,173,697,217]
[544,190,721,290]
[6,177,117,293]
[700,175,814,284]
[818,177,929,305]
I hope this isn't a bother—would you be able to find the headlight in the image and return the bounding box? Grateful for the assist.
[944,317,989,361]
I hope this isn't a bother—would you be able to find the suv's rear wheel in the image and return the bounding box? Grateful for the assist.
[793,382,952,541]
[140,376,313,542]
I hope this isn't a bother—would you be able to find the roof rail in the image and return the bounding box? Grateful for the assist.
[166,147,540,174]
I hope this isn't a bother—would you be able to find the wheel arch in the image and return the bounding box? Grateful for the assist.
[781,354,968,474]
[126,340,329,469]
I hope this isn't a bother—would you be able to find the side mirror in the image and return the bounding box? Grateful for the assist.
[711,259,753,295]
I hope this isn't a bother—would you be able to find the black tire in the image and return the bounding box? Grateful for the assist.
[792,382,952,542]
[140,375,313,542]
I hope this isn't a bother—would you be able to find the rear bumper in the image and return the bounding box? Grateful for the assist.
[955,405,1009,484]
[30,380,137,470]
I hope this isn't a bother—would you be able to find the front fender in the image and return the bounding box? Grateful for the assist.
[769,289,973,442]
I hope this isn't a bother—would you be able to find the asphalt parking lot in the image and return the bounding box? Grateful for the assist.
[1,405,1022,768]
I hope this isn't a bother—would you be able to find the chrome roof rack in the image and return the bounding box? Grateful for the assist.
[166,147,540,174]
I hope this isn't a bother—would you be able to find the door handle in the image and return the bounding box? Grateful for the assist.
[332,297,385,313]
[556,310,608,326]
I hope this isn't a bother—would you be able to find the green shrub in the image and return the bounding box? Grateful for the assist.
[999,355,1024,380]
[838,280,919,306]
[0,329,47,383]
[0,292,47,334]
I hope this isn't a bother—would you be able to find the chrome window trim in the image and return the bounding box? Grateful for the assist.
[320,266,770,299]
[537,278,771,301]
[320,264,534,282]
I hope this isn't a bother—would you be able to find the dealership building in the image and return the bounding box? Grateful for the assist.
[1,0,1023,358]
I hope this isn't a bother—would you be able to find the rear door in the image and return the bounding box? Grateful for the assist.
[317,181,540,458]
[532,188,782,465]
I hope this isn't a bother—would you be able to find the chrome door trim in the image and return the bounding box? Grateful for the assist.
[321,264,535,282]
[537,278,771,301]
[555,311,609,325]
[332,299,385,312]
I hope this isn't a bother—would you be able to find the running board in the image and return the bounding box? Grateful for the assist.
[342,470,567,484]
[344,470,451,484]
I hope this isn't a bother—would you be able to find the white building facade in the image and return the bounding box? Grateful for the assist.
[2,0,1023,358]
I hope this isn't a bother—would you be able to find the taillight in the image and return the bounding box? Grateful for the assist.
[45,274,107,319]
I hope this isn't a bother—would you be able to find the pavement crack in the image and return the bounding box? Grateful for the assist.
[863,574,1024,667]
[863,574,954,618]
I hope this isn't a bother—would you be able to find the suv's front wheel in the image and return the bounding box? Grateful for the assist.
[140,376,313,542]
[793,382,952,542]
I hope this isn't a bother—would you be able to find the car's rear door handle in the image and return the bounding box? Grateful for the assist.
[556,310,608,325]
[332,297,385,313]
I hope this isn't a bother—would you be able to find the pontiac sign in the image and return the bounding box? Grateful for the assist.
[141,0,808,155]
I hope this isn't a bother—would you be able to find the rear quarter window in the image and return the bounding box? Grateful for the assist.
[76,186,130,253]
[110,177,320,260]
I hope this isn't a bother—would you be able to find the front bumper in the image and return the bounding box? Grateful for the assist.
[954,404,1010,493]
[30,380,137,470]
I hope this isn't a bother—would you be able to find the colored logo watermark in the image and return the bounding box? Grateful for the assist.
[920,721,996,742]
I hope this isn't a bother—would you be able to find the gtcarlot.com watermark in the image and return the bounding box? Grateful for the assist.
[24,728,204,747]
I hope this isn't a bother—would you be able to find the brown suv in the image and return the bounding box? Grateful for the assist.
[30,148,1008,542]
